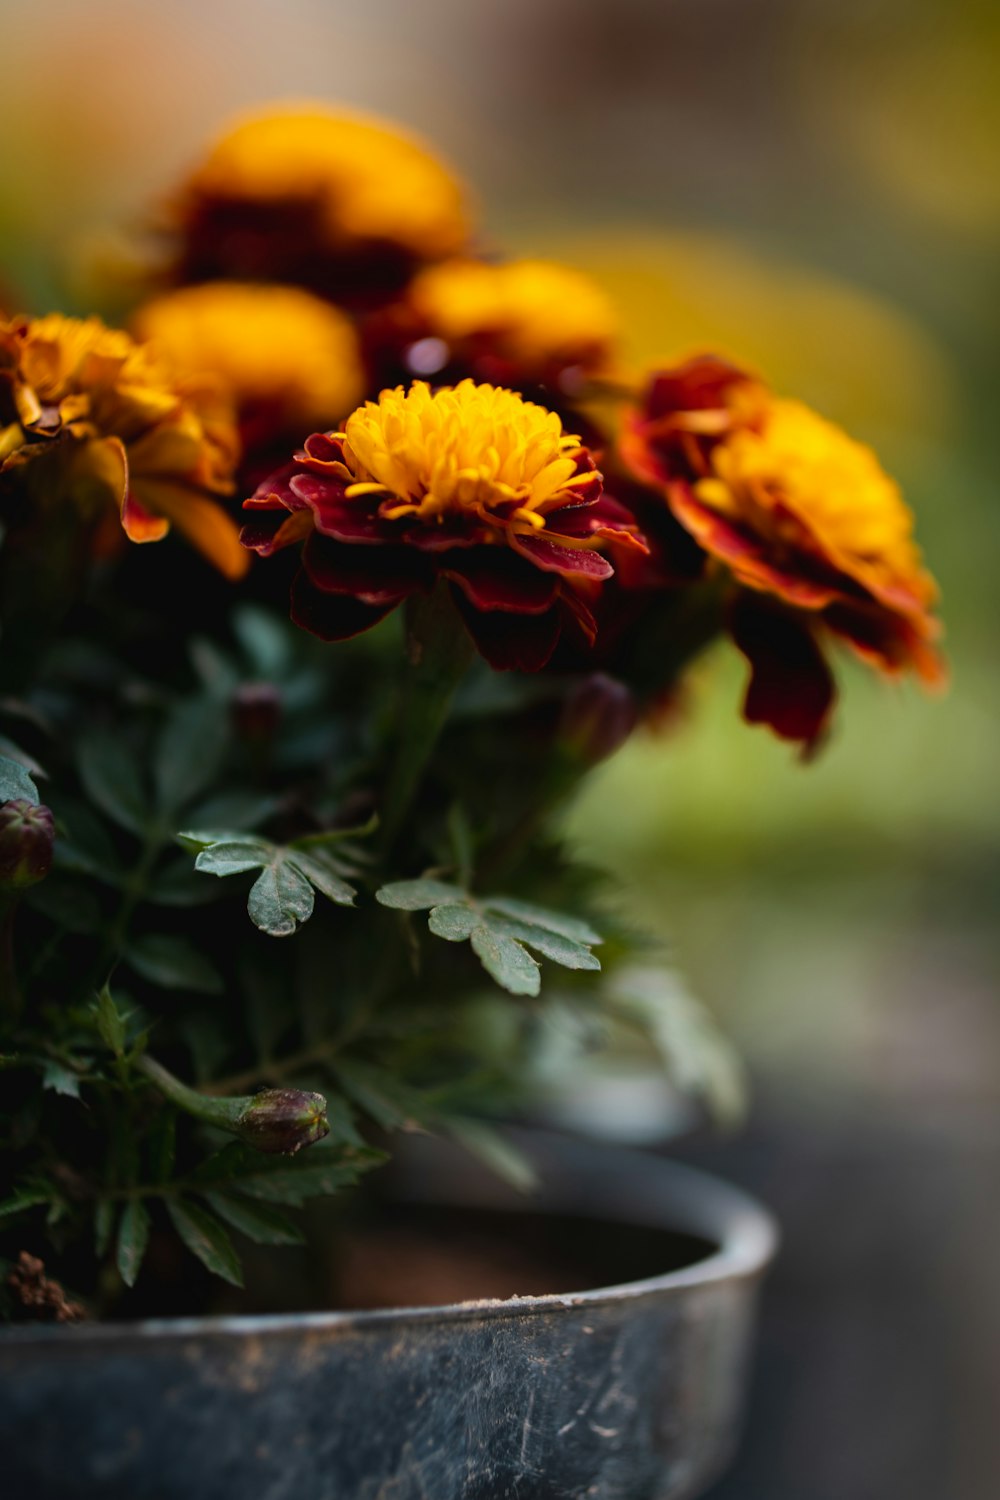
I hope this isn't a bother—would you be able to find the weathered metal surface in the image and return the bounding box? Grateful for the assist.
[0,1132,777,1500]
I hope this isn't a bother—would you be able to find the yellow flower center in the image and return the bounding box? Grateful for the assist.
[183,103,471,259]
[131,283,364,428]
[408,258,618,372]
[696,398,926,580]
[340,380,594,533]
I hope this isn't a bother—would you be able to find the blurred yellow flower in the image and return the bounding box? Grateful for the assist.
[131,282,365,442]
[0,313,245,577]
[165,103,472,297]
[403,258,619,387]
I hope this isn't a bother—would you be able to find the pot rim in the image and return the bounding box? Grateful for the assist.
[0,1132,778,1347]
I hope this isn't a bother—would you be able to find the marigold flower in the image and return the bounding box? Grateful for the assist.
[164,103,472,302]
[0,313,245,577]
[131,282,365,468]
[623,355,944,745]
[374,257,619,393]
[243,379,645,671]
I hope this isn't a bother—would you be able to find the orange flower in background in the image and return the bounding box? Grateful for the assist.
[370,257,620,394]
[162,103,473,304]
[623,355,944,746]
[0,313,245,577]
[131,282,365,470]
[243,379,645,671]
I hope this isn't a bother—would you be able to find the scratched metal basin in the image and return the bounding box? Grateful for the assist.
[0,1130,777,1500]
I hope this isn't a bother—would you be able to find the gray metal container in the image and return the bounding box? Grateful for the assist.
[0,1131,777,1499]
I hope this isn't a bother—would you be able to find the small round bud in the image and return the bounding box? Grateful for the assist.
[0,800,55,891]
[560,674,638,766]
[231,682,283,741]
[235,1088,330,1155]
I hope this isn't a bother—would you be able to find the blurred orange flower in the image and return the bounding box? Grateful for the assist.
[373,257,619,394]
[162,103,472,303]
[623,355,944,745]
[0,313,245,577]
[131,281,365,467]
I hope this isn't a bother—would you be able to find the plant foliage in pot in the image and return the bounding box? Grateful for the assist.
[0,103,944,1499]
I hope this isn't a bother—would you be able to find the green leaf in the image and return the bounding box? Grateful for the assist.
[0,1188,50,1219]
[52,799,122,884]
[0,753,39,805]
[427,904,480,941]
[94,984,127,1057]
[481,896,602,947]
[376,878,465,911]
[94,1199,116,1258]
[166,1199,244,1287]
[148,1109,177,1183]
[487,915,601,971]
[470,923,540,997]
[116,1198,151,1288]
[231,604,292,678]
[78,732,149,837]
[155,698,229,815]
[185,791,278,831]
[446,1119,539,1193]
[333,1060,430,1132]
[247,860,314,936]
[145,857,229,907]
[41,1060,82,1098]
[190,1141,384,1206]
[126,934,224,994]
[287,848,356,907]
[184,832,358,936]
[204,1192,304,1246]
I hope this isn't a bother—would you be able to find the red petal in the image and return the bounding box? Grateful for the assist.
[509,532,613,580]
[453,592,561,671]
[824,602,947,688]
[302,533,427,604]
[244,460,302,514]
[729,592,836,749]
[290,572,400,642]
[289,472,388,543]
[440,548,558,615]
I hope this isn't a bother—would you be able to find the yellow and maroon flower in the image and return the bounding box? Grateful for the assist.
[162,104,472,304]
[368,257,620,396]
[131,282,365,478]
[243,379,645,671]
[0,312,246,577]
[623,354,944,745]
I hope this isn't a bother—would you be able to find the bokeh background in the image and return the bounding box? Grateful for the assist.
[2,1,997,1495]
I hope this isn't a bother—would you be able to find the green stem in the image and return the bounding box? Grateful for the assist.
[136,1054,250,1133]
[379,588,475,853]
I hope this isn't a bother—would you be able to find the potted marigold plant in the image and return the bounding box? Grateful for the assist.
[0,104,942,1500]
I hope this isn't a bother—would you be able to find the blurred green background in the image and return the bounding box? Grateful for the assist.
[1,0,996,1494]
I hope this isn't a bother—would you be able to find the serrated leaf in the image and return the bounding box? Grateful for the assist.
[287,849,356,907]
[248,860,314,936]
[376,878,466,911]
[189,836,272,870]
[94,1198,116,1258]
[155,698,229,815]
[488,915,601,971]
[127,934,224,993]
[116,1198,151,1287]
[204,1192,304,1246]
[428,904,480,941]
[0,753,39,805]
[166,1199,244,1287]
[190,1141,383,1206]
[482,896,602,947]
[0,1188,50,1219]
[94,984,126,1057]
[42,1060,82,1098]
[78,732,149,837]
[0,736,46,780]
[470,923,540,996]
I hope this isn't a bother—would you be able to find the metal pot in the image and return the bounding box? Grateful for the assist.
[0,1130,777,1499]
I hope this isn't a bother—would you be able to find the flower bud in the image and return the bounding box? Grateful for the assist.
[231,681,283,742]
[0,800,55,891]
[235,1088,330,1155]
[560,674,638,766]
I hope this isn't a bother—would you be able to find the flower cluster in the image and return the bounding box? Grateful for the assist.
[0,312,244,576]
